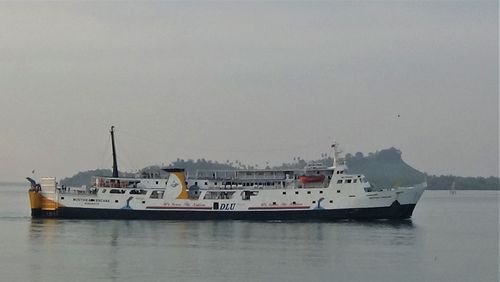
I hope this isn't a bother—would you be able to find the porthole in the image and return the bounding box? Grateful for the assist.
[295,191,299,195]
[319,191,323,194]
[283,191,286,195]
[115,200,119,203]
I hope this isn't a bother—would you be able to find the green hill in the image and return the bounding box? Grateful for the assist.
[345,148,425,188]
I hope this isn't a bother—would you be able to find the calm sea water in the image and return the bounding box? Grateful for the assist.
[0,184,498,282]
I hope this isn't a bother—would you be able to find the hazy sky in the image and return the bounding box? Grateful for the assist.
[0,1,498,182]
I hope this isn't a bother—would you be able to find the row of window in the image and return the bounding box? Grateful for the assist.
[104,189,148,194]
[336,179,360,184]
[194,181,282,187]
[282,190,324,195]
[269,200,335,205]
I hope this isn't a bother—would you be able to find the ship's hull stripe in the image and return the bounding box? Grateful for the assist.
[248,206,310,210]
[31,203,417,220]
[146,206,212,210]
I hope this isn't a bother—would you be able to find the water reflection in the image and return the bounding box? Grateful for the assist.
[27,219,420,281]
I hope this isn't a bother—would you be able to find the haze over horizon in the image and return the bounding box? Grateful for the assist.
[0,1,498,182]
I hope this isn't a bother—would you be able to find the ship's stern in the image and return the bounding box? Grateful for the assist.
[28,190,42,217]
[27,177,59,218]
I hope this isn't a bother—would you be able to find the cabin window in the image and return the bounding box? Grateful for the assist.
[61,197,64,200]
[272,202,276,205]
[101,189,107,193]
[115,200,119,203]
[215,182,217,185]
[292,201,296,204]
[204,191,235,200]
[242,191,258,200]
[329,200,333,203]
[150,190,164,199]
[337,180,343,184]
[156,181,159,185]
[307,191,311,194]
[295,191,299,195]
[142,201,146,204]
[110,189,125,194]
[205,182,208,185]
[130,189,147,195]
[283,192,286,195]
[346,179,352,184]
[312,201,316,204]
[320,191,323,194]
[337,190,341,193]
[353,179,357,183]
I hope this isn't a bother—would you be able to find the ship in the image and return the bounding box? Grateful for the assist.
[27,126,426,220]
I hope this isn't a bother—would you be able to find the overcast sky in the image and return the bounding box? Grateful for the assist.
[0,1,498,182]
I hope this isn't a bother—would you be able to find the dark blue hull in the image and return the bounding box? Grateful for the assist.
[31,201,416,220]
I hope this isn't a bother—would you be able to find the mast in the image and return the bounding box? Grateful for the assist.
[110,126,119,177]
[331,142,337,168]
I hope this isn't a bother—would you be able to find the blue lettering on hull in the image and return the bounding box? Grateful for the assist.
[219,203,236,210]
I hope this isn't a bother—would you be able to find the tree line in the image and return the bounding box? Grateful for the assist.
[61,148,499,190]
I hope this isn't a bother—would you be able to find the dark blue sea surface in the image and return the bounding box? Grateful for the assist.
[0,184,498,282]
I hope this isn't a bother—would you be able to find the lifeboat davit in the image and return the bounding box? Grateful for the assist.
[298,175,325,183]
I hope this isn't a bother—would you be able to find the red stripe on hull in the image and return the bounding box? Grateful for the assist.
[248,206,310,210]
[146,206,212,210]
